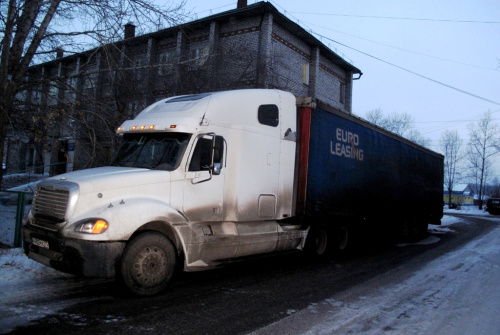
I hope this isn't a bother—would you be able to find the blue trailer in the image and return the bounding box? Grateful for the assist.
[296,100,443,254]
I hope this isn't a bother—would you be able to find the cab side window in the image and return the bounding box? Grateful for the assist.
[258,104,279,127]
[188,136,224,172]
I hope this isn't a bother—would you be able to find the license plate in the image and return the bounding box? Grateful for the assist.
[32,237,49,249]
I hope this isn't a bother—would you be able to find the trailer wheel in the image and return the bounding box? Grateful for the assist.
[305,224,330,257]
[417,221,429,239]
[119,232,176,296]
[335,225,350,254]
[401,219,419,242]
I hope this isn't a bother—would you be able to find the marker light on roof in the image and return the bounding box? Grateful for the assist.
[131,126,137,130]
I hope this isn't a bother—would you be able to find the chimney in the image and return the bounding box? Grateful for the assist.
[124,23,136,39]
[56,48,64,59]
[237,0,247,8]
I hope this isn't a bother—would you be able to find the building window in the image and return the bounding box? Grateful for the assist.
[134,60,144,80]
[302,63,309,85]
[65,77,77,102]
[47,81,58,106]
[84,73,98,94]
[340,83,346,104]
[128,101,138,118]
[158,50,175,76]
[258,105,279,127]
[188,46,209,71]
[32,85,42,104]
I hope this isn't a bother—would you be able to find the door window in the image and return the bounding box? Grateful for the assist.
[188,135,224,172]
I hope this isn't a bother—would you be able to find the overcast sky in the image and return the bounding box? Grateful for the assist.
[181,0,500,179]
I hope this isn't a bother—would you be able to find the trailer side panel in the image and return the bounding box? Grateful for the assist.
[304,108,443,226]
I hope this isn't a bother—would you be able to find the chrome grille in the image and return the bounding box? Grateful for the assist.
[33,186,70,221]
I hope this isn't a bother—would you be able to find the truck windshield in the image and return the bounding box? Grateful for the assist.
[110,132,190,170]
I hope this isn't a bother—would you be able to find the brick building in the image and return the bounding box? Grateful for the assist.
[5,1,362,175]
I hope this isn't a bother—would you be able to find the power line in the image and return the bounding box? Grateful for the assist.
[300,20,499,72]
[314,33,500,107]
[188,2,235,18]
[287,11,500,24]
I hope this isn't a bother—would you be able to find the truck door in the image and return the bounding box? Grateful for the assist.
[183,134,225,222]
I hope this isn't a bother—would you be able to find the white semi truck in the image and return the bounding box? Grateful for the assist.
[23,89,443,296]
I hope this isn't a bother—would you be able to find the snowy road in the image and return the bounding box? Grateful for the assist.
[1,213,499,334]
[252,214,500,335]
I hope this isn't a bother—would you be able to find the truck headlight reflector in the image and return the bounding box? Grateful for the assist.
[75,219,109,234]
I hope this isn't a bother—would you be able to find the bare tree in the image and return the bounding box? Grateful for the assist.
[366,109,414,136]
[406,129,431,148]
[365,108,385,127]
[440,130,463,207]
[0,0,187,187]
[384,112,414,137]
[365,109,430,147]
[466,110,500,209]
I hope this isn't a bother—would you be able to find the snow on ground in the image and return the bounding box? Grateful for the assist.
[0,198,69,312]
[0,204,18,247]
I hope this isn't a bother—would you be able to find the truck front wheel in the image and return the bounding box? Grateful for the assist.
[119,232,176,296]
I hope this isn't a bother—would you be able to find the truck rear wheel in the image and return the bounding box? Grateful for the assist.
[119,232,176,296]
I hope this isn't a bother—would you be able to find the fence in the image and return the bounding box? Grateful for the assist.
[0,190,32,248]
[0,162,66,248]
[2,161,67,187]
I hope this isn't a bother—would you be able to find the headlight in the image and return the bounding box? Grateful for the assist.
[75,219,109,234]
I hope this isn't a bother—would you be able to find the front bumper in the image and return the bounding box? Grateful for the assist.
[23,225,126,278]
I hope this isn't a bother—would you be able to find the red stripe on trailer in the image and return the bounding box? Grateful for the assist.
[296,106,312,215]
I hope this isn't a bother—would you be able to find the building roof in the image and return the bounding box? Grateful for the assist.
[444,183,473,195]
[30,1,362,76]
[180,1,362,75]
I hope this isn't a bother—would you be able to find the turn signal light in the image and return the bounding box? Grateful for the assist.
[92,220,109,234]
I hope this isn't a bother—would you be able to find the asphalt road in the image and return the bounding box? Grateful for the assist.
[5,214,499,335]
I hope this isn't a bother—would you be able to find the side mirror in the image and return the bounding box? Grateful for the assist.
[213,162,221,175]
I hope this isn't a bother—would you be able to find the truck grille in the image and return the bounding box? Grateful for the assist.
[33,187,70,221]
[29,180,78,231]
